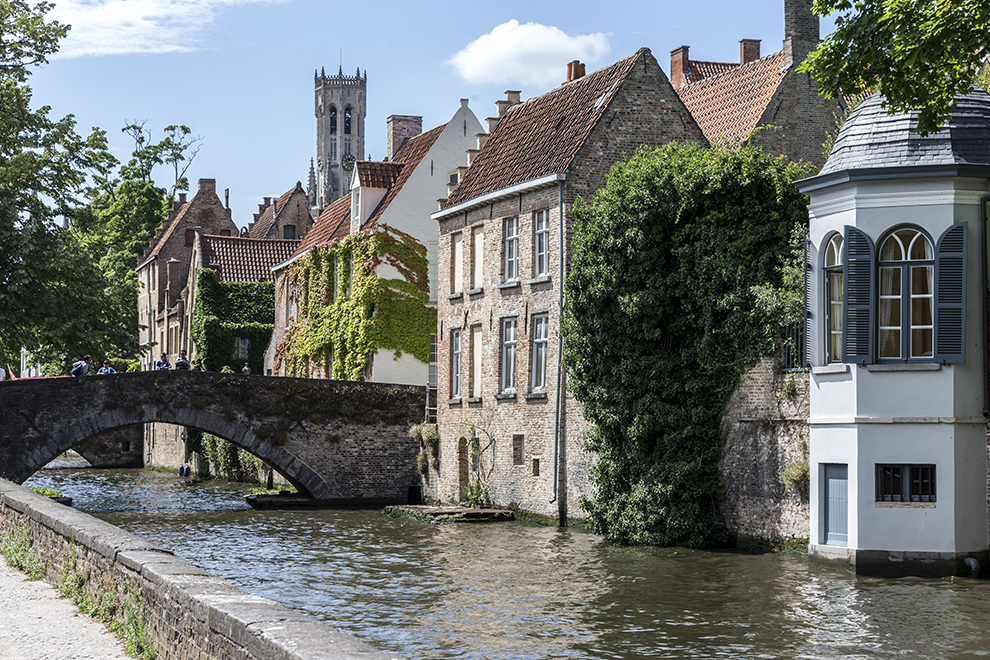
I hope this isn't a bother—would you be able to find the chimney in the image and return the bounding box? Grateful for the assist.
[740,39,761,64]
[783,0,819,67]
[670,46,690,89]
[387,115,423,160]
[566,60,586,82]
[178,192,187,205]
[198,178,216,195]
[224,188,229,208]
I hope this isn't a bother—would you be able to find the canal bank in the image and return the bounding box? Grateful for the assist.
[0,479,401,660]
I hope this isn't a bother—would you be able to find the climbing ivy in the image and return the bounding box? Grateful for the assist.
[562,143,810,547]
[275,224,435,379]
[190,268,274,374]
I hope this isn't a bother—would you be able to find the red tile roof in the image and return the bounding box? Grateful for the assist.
[445,49,647,206]
[687,59,739,84]
[247,182,305,240]
[355,161,404,190]
[200,235,302,282]
[677,50,789,146]
[290,192,351,258]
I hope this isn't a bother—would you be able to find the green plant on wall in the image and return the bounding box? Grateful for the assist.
[275,224,435,379]
[190,268,274,374]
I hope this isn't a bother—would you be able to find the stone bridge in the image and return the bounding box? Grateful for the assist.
[0,372,426,502]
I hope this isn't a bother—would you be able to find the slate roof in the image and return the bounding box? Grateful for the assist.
[200,235,302,282]
[291,192,352,258]
[355,161,404,190]
[247,182,305,239]
[445,49,647,206]
[677,50,789,146]
[819,91,990,175]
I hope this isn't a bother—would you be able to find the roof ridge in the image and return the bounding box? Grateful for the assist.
[680,49,786,91]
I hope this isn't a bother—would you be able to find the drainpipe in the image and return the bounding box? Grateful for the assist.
[551,178,565,507]
[981,197,989,418]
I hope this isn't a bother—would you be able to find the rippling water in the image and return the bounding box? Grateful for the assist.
[25,458,990,659]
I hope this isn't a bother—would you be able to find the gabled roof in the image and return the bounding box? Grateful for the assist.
[138,202,191,269]
[247,182,305,239]
[685,59,739,84]
[200,235,302,282]
[362,122,445,230]
[355,161,404,190]
[290,192,351,258]
[445,49,648,206]
[677,50,789,146]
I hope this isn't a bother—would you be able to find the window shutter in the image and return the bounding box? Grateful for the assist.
[804,236,816,368]
[842,226,874,363]
[934,223,967,363]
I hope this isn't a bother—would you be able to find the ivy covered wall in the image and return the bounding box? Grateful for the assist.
[190,268,274,374]
[275,225,435,380]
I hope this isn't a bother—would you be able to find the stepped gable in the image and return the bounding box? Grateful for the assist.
[362,122,445,230]
[201,235,302,282]
[138,201,191,268]
[445,50,647,206]
[291,192,351,257]
[676,50,789,146]
[247,183,304,239]
[819,91,990,176]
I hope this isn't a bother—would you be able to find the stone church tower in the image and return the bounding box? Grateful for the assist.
[310,66,367,211]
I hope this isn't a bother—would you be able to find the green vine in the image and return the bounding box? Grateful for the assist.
[199,432,264,482]
[275,224,435,379]
[190,268,274,374]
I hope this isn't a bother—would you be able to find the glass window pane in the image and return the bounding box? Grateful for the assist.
[879,266,901,295]
[911,266,933,296]
[912,329,933,358]
[879,329,901,358]
[909,234,933,261]
[880,235,903,262]
[879,298,900,327]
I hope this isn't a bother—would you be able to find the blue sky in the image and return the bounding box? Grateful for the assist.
[28,0,836,229]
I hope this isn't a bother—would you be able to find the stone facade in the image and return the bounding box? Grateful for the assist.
[431,50,707,521]
[0,482,398,660]
[313,67,367,210]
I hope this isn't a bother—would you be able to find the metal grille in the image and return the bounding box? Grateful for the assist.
[780,321,806,371]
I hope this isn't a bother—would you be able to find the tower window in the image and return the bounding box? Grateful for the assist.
[345,108,352,135]
[330,107,337,134]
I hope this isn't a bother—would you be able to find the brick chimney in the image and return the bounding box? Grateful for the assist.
[566,60,586,82]
[740,39,761,64]
[387,115,423,160]
[198,178,216,195]
[670,45,690,89]
[783,0,819,67]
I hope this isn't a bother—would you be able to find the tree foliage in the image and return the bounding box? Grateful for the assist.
[190,268,275,374]
[802,0,990,135]
[562,143,809,547]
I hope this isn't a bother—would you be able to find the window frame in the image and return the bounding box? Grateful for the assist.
[503,217,519,282]
[500,316,517,393]
[876,463,936,503]
[533,209,550,277]
[450,329,461,398]
[876,226,935,362]
[452,231,464,293]
[823,233,844,364]
[531,313,549,392]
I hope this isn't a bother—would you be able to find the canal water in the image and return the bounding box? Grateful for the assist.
[24,459,990,659]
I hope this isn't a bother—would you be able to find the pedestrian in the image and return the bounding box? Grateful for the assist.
[155,354,171,370]
[71,355,91,378]
[174,350,190,370]
[97,360,116,375]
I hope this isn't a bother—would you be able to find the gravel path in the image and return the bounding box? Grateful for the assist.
[0,558,131,660]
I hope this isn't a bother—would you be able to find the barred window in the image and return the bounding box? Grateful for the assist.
[876,464,936,502]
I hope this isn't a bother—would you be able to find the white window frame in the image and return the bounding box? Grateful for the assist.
[451,329,461,398]
[452,232,464,293]
[823,234,843,363]
[503,217,519,282]
[534,210,550,277]
[500,317,517,392]
[531,314,548,391]
[471,225,484,290]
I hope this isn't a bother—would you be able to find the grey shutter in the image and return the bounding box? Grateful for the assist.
[804,236,816,368]
[934,223,967,363]
[842,226,874,364]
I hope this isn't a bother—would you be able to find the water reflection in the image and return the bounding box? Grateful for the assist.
[25,462,990,660]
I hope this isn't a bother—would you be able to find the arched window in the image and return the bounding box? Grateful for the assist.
[823,233,843,363]
[329,107,337,134]
[878,227,933,360]
[344,107,352,135]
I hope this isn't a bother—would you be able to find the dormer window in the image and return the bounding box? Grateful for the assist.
[351,188,360,223]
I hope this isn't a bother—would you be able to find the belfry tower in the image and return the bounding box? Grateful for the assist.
[311,66,367,211]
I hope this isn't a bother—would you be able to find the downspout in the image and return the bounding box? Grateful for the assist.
[551,179,565,506]
[981,197,989,418]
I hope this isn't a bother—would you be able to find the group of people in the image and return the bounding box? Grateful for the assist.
[71,349,191,377]
[155,350,190,371]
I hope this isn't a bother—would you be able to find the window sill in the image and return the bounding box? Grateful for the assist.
[447,292,464,302]
[466,396,482,404]
[813,364,849,375]
[446,397,462,406]
[865,363,941,372]
[524,391,547,400]
[467,287,484,296]
[875,501,936,508]
[496,280,521,291]
[494,392,516,401]
[527,275,551,286]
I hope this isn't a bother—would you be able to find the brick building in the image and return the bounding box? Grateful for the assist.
[672,0,844,169]
[430,49,707,521]
[245,181,314,241]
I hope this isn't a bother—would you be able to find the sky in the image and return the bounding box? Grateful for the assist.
[28,0,837,229]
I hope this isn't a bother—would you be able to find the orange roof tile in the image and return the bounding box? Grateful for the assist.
[446,50,647,206]
[355,161,404,190]
[677,50,789,146]
[289,192,351,259]
[687,60,739,84]
[247,182,305,240]
[200,235,302,282]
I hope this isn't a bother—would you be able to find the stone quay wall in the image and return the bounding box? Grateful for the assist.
[0,479,402,660]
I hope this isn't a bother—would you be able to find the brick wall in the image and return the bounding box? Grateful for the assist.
[0,481,400,660]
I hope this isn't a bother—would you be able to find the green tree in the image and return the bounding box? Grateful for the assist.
[801,0,990,135]
[562,143,809,547]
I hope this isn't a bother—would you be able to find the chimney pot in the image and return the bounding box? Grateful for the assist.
[566,60,585,82]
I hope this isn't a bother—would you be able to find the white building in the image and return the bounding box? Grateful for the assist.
[800,92,990,577]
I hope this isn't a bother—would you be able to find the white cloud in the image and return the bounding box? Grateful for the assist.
[47,0,283,58]
[447,20,610,88]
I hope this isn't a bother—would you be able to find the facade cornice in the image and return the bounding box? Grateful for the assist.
[432,173,567,222]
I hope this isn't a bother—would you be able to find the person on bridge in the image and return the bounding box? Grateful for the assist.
[97,360,116,375]
[71,355,91,377]
[155,354,172,370]
[174,350,190,370]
